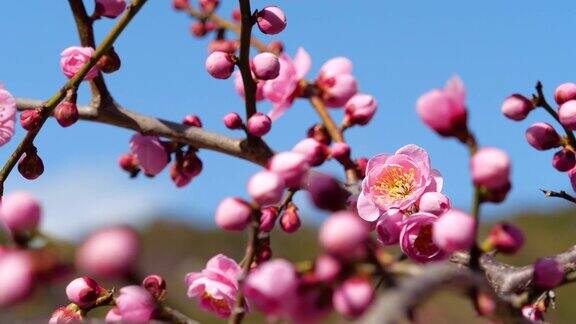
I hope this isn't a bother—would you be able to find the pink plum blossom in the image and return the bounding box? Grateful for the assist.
[314,254,341,282]
[185,254,242,319]
[375,209,404,245]
[95,0,126,18]
[115,286,158,322]
[553,148,576,172]
[129,134,169,176]
[357,144,442,222]
[0,86,16,146]
[60,46,100,81]
[400,212,446,263]
[521,305,544,322]
[280,204,301,233]
[316,57,358,108]
[0,191,41,235]
[416,76,468,137]
[432,209,476,253]
[223,112,244,129]
[344,93,378,126]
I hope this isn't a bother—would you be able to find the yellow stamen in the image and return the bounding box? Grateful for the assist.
[374,166,417,202]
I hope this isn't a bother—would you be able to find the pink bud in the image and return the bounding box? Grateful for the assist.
[118,153,139,175]
[231,8,241,21]
[199,0,219,12]
[344,94,378,126]
[95,0,126,18]
[182,114,202,127]
[65,277,103,308]
[525,122,561,150]
[223,112,244,129]
[280,205,300,233]
[356,157,368,178]
[97,49,121,74]
[470,147,511,190]
[256,6,287,35]
[54,101,79,127]
[320,74,358,108]
[0,192,41,235]
[49,306,83,324]
[331,142,351,163]
[314,255,341,282]
[190,22,208,37]
[259,207,278,232]
[432,209,476,253]
[170,152,203,187]
[522,305,544,322]
[501,94,534,121]
[76,226,140,278]
[251,53,280,80]
[533,258,564,290]
[115,286,158,322]
[142,275,166,300]
[129,134,169,176]
[552,148,575,172]
[268,152,309,188]
[205,51,235,79]
[18,149,44,180]
[306,173,349,211]
[267,41,284,54]
[60,46,100,81]
[292,138,329,167]
[559,100,576,130]
[20,110,42,131]
[418,192,451,216]
[485,222,524,254]
[554,82,576,105]
[319,211,369,255]
[247,112,272,137]
[172,0,190,10]
[376,209,404,245]
[333,277,375,319]
[0,252,34,306]
[247,171,285,206]
[215,197,252,231]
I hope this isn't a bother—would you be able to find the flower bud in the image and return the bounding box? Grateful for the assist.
[473,291,496,317]
[0,252,34,307]
[231,8,241,22]
[97,48,121,74]
[251,53,280,80]
[223,112,244,129]
[208,39,238,54]
[470,147,511,190]
[18,148,44,180]
[205,51,235,79]
[60,46,99,81]
[49,305,83,324]
[307,123,331,145]
[65,277,103,308]
[54,101,79,127]
[76,226,140,278]
[269,152,309,188]
[344,94,378,126]
[432,209,476,253]
[256,243,272,263]
[280,204,300,233]
[533,258,564,290]
[247,112,272,137]
[172,0,190,10]
[170,152,202,188]
[418,192,451,216]
[143,275,167,300]
[320,74,358,108]
[552,148,575,172]
[182,114,202,127]
[525,122,561,150]
[356,157,368,178]
[129,134,169,176]
[95,0,126,19]
[256,6,287,35]
[292,138,328,167]
[267,41,284,55]
[259,207,278,232]
[314,255,341,282]
[376,209,404,245]
[483,222,524,254]
[199,0,219,12]
[559,100,576,130]
[115,286,158,322]
[247,171,284,206]
[330,142,351,163]
[0,192,41,235]
[554,82,576,105]
[333,277,375,319]
[20,109,42,131]
[522,305,544,322]
[215,197,252,231]
[319,211,369,255]
[501,94,533,121]
[118,153,139,176]
[306,173,349,211]
[190,22,208,37]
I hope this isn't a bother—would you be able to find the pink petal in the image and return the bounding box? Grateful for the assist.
[356,190,380,222]
[293,47,311,80]
[444,75,466,105]
[267,99,292,121]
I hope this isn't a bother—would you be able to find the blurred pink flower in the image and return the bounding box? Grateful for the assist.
[49,306,83,324]
[115,285,158,322]
[432,209,476,253]
[0,191,41,235]
[319,211,369,255]
[129,134,169,176]
[332,277,375,319]
[400,212,446,263]
[0,251,34,307]
[0,86,17,146]
[185,254,242,318]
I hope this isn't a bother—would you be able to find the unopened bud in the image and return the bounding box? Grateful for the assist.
[20,110,42,131]
[142,274,166,300]
[54,102,79,128]
[18,148,44,180]
[182,114,202,127]
[280,204,300,233]
[307,124,331,145]
[97,48,121,74]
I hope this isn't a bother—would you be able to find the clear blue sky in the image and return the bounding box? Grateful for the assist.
[1,1,575,238]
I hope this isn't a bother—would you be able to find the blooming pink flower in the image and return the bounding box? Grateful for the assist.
[525,122,561,151]
[533,258,564,290]
[76,226,140,278]
[559,100,576,130]
[332,277,375,319]
[344,93,378,126]
[60,46,100,81]
[555,82,576,105]
[251,52,280,80]
[433,209,476,253]
[0,251,34,307]
[470,147,511,190]
[375,209,404,245]
[185,254,242,318]
[418,192,451,216]
[245,259,298,317]
[0,191,41,235]
[485,222,524,254]
[357,144,442,222]
[65,277,103,308]
[206,51,235,79]
[319,211,369,255]
[0,86,16,146]
[115,286,158,322]
[256,6,287,35]
[247,171,284,206]
[268,152,310,188]
[214,197,252,231]
[263,48,311,120]
[49,306,83,324]
[400,212,446,263]
[95,0,126,18]
[292,138,328,167]
[129,134,169,176]
[416,76,468,137]
[501,94,534,121]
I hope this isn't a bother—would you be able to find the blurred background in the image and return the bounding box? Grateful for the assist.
[1,0,576,322]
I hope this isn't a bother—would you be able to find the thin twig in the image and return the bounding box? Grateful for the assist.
[540,188,576,204]
[236,0,258,123]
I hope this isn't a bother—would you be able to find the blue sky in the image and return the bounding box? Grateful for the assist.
[1,1,575,238]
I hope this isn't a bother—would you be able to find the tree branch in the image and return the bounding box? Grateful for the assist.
[236,0,258,123]
[540,188,576,204]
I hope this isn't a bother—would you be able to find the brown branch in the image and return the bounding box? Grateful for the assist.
[540,188,576,204]
[16,98,273,166]
[160,305,200,324]
[236,0,258,123]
